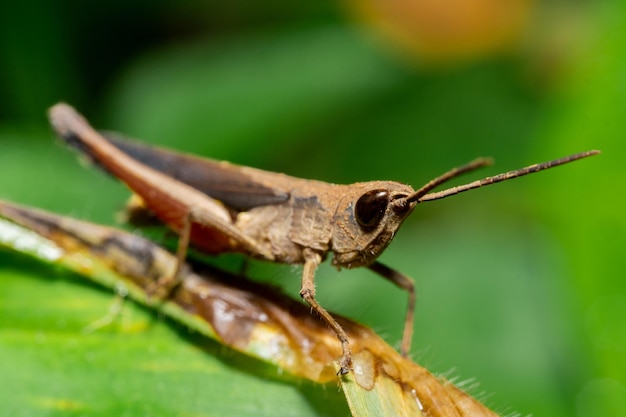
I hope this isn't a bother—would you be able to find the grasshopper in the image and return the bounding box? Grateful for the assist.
[48,103,599,375]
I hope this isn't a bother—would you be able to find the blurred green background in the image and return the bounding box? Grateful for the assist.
[0,0,624,416]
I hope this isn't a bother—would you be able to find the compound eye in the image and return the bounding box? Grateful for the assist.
[355,190,389,230]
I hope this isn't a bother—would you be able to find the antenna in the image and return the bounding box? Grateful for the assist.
[392,150,600,212]
[418,150,600,203]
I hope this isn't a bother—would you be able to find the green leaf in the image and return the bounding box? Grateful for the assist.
[0,226,347,417]
[0,266,347,417]
[0,202,501,417]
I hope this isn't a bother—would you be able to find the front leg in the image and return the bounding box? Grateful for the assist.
[300,248,353,375]
[368,261,415,357]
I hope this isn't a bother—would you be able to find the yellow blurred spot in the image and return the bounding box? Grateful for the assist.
[33,397,85,411]
[344,0,533,63]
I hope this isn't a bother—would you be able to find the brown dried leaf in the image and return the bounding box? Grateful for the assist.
[0,200,499,417]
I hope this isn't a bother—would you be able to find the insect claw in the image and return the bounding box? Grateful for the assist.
[337,356,353,376]
[337,367,350,376]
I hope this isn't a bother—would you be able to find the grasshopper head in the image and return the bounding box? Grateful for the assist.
[329,150,600,268]
[331,181,416,269]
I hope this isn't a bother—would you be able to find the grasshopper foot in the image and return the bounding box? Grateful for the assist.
[337,354,353,376]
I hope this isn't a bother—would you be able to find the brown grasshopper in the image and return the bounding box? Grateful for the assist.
[48,103,599,375]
